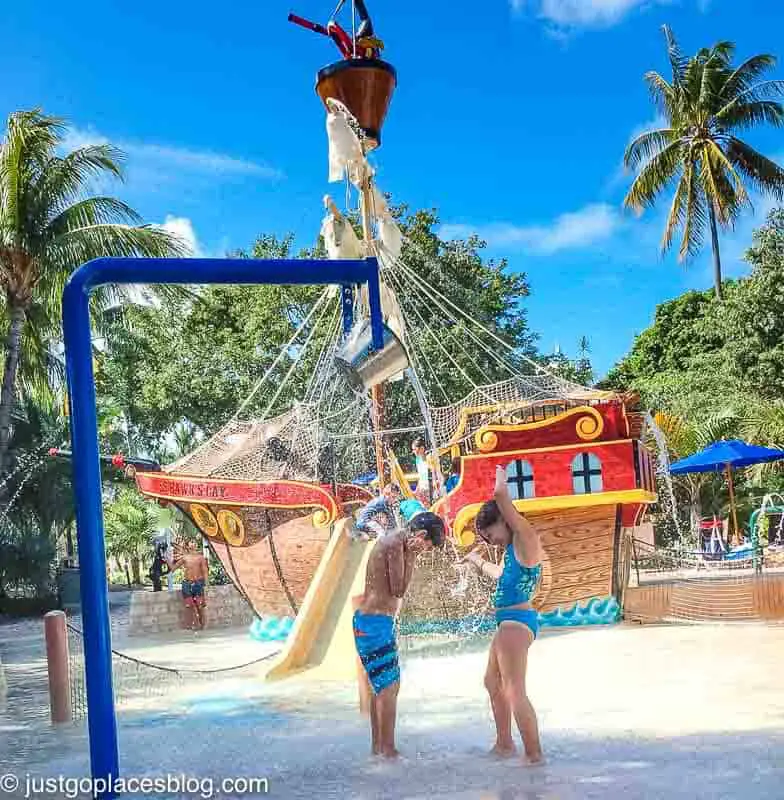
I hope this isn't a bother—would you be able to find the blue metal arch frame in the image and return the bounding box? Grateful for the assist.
[62,257,382,796]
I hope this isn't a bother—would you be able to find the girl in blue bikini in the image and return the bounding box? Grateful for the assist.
[464,465,544,765]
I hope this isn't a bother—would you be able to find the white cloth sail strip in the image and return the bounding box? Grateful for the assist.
[321,213,363,260]
[327,111,364,183]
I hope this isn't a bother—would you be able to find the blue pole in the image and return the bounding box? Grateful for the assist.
[65,256,380,293]
[61,255,382,797]
[340,285,354,338]
[62,282,119,797]
[366,266,384,352]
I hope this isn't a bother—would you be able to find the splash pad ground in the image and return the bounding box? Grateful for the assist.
[4,621,783,799]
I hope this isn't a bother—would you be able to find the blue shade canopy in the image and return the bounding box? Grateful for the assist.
[670,439,784,475]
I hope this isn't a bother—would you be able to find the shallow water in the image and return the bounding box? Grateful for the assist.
[13,623,784,799]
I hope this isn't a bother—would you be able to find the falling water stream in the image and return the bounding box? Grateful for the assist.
[644,412,686,544]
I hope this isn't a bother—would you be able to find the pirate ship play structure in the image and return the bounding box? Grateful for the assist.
[109,4,660,640]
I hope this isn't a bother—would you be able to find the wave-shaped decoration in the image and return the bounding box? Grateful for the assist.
[575,408,604,441]
[475,429,499,453]
[471,405,605,451]
[249,616,295,642]
[311,506,333,528]
[399,596,620,637]
[538,596,620,627]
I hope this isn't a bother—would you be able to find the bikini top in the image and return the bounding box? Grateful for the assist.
[494,543,542,609]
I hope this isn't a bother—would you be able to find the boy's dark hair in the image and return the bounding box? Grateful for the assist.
[450,456,461,475]
[412,436,427,449]
[408,512,445,548]
[475,500,502,540]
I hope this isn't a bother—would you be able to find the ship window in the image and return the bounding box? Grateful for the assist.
[572,452,603,494]
[506,459,535,500]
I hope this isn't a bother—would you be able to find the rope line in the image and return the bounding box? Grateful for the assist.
[65,622,282,675]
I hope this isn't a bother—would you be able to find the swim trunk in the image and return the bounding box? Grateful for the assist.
[495,608,539,639]
[353,611,400,694]
[182,579,205,606]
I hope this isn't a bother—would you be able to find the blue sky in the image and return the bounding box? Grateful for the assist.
[1,0,782,377]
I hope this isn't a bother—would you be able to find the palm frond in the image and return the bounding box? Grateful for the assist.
[644,71,679,117]
[31,145,127,230]
[693,411,739,449]
[623,140,684,213]
[679,158,707,260]
[624,129,678,171]
[720,54,777,99]
[710,41,736,67]
[725,138,784,201]
[702,141,751,224]
[716,99,784,132]
[662,26,687,86]
[742,401,784,449]
[48,223,188,273]
[45,196,143,238]
[662,171,689,252]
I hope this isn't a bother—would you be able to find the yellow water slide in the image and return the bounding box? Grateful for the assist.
[265,518,374,682]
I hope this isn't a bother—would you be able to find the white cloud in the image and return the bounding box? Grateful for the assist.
[61,125,282,180]
[158,215,202,257]
[512,0,680,29]
[440,203,622,255]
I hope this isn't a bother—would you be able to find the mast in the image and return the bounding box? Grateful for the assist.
[296,0,397,490]
[358,165,387,489]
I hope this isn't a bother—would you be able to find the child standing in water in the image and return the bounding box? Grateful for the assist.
[353,511,445,758]
[464,465,544,765]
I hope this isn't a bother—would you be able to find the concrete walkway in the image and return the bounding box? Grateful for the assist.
[2,621,783,798]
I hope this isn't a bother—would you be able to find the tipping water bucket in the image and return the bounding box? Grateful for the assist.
[335,319,408,390]
[316,58,397,150]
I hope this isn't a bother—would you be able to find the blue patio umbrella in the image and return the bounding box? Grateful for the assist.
[670,439,784,540]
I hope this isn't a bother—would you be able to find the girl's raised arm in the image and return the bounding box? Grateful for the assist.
[493,466,542,567]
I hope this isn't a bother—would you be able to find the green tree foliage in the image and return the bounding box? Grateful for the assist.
[104,487,159,585]
[0,398,72,600]
[719,209,784,400]
[0,110,187,474]
[608,208,784,524]
[97,209,539,459]
[624,27,784,299]
[96,233,326,450]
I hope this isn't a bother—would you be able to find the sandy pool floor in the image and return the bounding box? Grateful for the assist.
[9,623,784,799]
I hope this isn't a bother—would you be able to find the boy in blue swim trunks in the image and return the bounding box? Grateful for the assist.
[353,511,445,758]
[169,540,209,631]
[464,465,544,765]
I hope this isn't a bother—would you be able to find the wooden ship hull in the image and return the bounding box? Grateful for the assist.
[135,472,373,618]
[136,397,656,631]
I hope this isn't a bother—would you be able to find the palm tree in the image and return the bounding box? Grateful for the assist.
[104,487,159,585]
[624,27,784,300]
[0,110,187,475]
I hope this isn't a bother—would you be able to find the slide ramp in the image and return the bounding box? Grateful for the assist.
[266,518,374,682]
